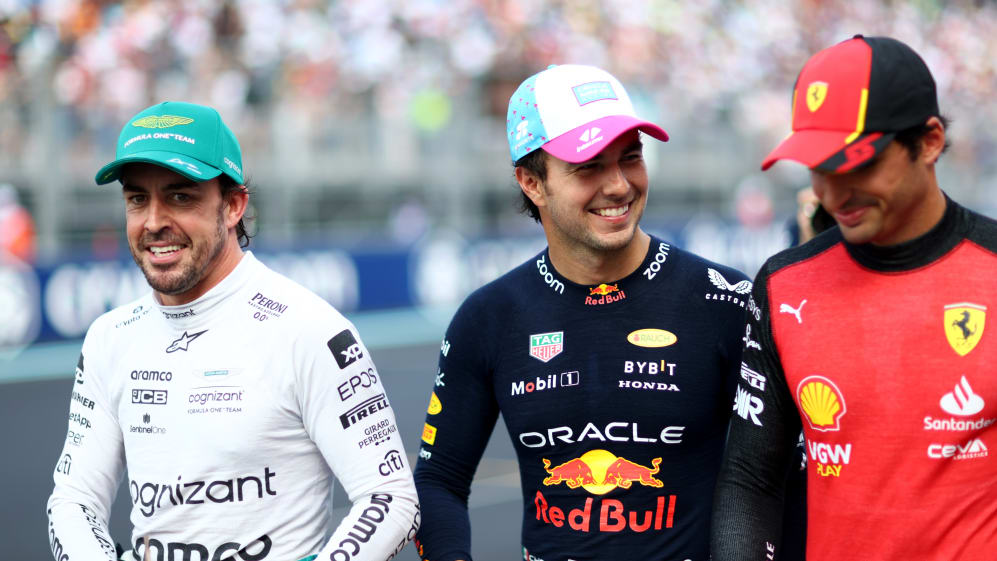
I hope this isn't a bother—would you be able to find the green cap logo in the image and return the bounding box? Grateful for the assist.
[131,115,194,129]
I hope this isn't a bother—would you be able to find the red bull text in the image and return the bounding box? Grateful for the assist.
[585,284,626,306]
[534,491,676,532]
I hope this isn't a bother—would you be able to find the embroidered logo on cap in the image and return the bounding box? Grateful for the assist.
[132,115,195,129]
[572,81,617,105]
[806,82,829,112]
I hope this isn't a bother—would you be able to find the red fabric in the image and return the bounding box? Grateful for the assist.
[768,241,997,560]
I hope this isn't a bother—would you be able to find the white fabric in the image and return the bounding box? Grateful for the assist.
[47,252,419,561]
[532,64,637,138]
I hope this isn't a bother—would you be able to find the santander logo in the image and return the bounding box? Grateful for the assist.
[940,376,985,416]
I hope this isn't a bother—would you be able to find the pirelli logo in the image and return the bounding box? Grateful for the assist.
[340,393,389,429]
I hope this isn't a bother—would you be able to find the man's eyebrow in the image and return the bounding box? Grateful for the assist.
[122,181,198,193]
[570,139,645,168]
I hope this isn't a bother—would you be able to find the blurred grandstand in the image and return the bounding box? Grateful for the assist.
[2,0,996,256]
[5,3,997,558]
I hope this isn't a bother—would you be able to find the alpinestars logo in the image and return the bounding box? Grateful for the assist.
[329,329,364,369]
[166,330,207,353]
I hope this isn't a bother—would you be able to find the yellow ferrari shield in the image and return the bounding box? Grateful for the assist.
[944,303,986,356]
[806,81,829,112]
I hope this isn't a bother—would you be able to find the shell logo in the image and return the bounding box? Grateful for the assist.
[797,375,846,431]
[626,329,677,348]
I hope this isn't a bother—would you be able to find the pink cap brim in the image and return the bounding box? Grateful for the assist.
[543,116,668,163]
[761,129,855,171]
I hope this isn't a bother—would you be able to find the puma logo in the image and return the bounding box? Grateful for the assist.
[779,300,807,324]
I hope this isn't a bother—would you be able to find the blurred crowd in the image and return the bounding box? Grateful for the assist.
[1,0,997,250]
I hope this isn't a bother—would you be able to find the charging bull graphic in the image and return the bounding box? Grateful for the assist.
[543,450,662,494]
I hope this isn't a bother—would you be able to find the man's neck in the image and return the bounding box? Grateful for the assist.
[156,240,245,307]
[546,229,651,286]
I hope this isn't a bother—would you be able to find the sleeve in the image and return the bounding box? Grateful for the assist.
[710,264,803,561]
[298,319,420,561]
[413,297,500,561]
[46,328,125,561]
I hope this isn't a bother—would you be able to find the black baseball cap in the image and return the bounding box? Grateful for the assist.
[762,35,940,173]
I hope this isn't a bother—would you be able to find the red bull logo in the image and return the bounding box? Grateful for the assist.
[534,490,676,533]
[542,450,662,494]
[589,283,618,296]
[585,284,625,306]
[535,449,675,534]
[542,458,598,489]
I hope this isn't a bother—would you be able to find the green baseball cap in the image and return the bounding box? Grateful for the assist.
[95,101,244,185]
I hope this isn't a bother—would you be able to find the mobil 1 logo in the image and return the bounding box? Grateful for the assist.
[328,329,363,369]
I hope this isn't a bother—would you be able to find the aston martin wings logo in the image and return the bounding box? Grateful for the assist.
[944,303,986,356]
[132,115,194,129]
[707,268,752,294]
[806,81,828,112]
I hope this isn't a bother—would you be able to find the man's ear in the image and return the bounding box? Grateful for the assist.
[515,166,546,210]
[920,116,946,166]
[223,183,249,229]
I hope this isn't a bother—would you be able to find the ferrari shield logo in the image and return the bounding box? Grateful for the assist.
[806,81,829,112]
[944,303,986,356]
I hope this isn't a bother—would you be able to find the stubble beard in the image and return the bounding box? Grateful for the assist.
[549,199,643,256]
[132,207,228,297]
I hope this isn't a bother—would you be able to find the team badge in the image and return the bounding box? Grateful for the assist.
[944,303,985,356]
[132,115,194,128]
[806,81,828,112]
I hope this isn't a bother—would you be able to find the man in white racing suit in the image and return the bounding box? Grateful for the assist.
[47,101,419,561]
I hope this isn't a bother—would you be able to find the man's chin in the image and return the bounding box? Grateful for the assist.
[141,267,197,297]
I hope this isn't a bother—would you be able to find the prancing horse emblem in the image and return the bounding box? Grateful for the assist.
[944,303,986,356]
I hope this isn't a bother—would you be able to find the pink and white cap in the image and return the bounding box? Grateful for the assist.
[507,64,668,163]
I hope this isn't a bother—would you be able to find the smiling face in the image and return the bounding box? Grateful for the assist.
[522,130,649,263]
[121,163,247,306]
[809,119,946,246]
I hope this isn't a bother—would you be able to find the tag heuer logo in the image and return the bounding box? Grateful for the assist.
[132,115,194,129]
[805,81,828,112]
[529,331,563,363]
[944,302,986,356]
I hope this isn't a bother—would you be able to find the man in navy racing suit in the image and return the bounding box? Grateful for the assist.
[413,64,751,561]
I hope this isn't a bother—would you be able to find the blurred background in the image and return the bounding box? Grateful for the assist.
[3,0,997,559]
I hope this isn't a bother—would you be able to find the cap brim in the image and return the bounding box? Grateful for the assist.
[761,130,894,173]
[95,151,224,185]
[542,116,668,164]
